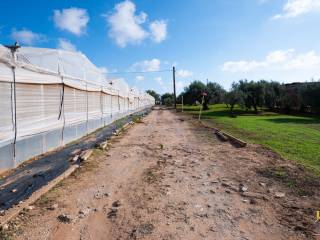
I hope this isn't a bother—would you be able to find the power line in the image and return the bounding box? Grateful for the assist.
[106,69,172,75]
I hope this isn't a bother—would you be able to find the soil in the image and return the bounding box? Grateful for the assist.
[1,107,320,240]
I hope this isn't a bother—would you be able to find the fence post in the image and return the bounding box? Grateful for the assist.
[198,94,205,121]
[182,95,184,112]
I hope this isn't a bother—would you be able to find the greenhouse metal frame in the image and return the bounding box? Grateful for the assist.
[0,45,154,172]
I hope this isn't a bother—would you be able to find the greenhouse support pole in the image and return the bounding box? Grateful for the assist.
[58,51,65,146]
[10,82,14,137]
[6,43,20,163]
[118,91,120,115]
[86,84,89,135]
[57,60,65,144]
[110,93,113,119]
[61,82,65,144]
[12,65,17,160]
[100,90,104,126]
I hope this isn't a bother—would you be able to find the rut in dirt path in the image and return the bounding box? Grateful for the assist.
[4,108,317,240]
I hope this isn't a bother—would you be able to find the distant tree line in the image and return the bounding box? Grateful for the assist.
[146,90,174,106]
[146,90,161,103]
[226,80,320,115]
[147,79,320,115]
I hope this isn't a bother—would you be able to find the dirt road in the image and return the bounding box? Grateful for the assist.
[3,108,319,239]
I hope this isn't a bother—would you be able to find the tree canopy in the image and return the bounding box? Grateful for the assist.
[181,80,225,110]
[161,93,174,106]
[179,79,320,115]
[146,90,161,102]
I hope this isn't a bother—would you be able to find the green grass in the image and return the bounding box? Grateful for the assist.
[181,104,320,174]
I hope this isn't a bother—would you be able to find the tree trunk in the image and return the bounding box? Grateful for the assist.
[230,104,236,117]
[203,102,209,111]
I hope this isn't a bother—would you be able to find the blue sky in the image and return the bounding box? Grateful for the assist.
[1,0,320,94]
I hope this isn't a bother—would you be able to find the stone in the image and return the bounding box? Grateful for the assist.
[80,150,93,162]
[57,214,72,223]
[259,182,266,187]
[11,188,17,193]
[99,141,108,150]
[112,200,121,208]
[49,203,58,210]
[275,192,285,198]
[79,208,90,218]
[26,205,35,210]
[1,224,9,231]
[241,192,267,200]
[267,188,273,193]
[0,210,5,216]
[221,182,232,188]
[71,155,79,163]
[107,208,117,219]
[239,184,248,192]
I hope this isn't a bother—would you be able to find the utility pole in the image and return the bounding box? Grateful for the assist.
[173,66,176,109]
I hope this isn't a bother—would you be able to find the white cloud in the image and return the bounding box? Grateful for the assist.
[11,28,46,45]
[54,8,89,35]
[57,38,77,52]
[131,58,161,71]
[149,20,167,43]
[106,0,148,47]
[272,0,320,19]
[285,51,320,69]
[177,69,193,78]
[222,61,267,72]
[265,49,294,63]
[135,75,144,81]
[222,49,320,73]
[154,76,163,85]
[106,0,168,47]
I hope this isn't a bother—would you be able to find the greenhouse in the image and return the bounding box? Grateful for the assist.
[0,45,154,172]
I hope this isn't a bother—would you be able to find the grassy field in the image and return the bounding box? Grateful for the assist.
[181,104,320,174]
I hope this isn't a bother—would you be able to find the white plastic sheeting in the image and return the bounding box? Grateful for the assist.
[0,45,154,170]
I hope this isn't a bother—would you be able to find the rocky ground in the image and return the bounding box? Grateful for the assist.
[1,107,320,240]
